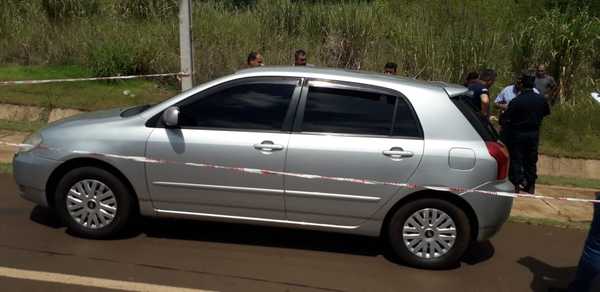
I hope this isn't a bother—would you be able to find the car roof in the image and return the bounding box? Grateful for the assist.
[235,66,468,96]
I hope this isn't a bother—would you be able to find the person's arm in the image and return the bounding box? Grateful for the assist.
[481,89,490,117]
[543,99,551,117]
[494,88,508,110]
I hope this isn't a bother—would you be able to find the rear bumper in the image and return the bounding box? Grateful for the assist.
[461,180,514,241]
[13,151,61,207]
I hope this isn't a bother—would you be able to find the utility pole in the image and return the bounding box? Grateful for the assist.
[179,0,194,91]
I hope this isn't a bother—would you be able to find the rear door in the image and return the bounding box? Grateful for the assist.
[284,80,425,227]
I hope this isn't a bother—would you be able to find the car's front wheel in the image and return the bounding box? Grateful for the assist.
[387,198,471,269]
[54,167,135,239]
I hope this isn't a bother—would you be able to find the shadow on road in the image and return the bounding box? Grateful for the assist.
[463,240,495,265]
[30,205,63,228]
[141,217,495,268]
[143,217,383,256]
[29,206,495,267]
[518,256,575,292]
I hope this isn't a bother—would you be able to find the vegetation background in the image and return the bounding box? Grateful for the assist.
[0,0,599,158]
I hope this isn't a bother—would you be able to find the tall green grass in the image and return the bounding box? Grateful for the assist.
[1,0,597,95]
[540,99,600,159]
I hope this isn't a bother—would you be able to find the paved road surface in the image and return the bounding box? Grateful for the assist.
[0,174,589,291]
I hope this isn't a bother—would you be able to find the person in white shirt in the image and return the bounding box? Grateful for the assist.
[495,78,539,110]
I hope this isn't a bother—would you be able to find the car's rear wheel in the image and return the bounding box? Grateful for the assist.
[54,167,135,239]
[387,198,471,269]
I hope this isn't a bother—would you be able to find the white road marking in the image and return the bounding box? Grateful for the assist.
[0,266,216,292]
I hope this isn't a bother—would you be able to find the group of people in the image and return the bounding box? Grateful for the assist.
[245,49,398,73]
[464,65,556,195]
[466,67,600,292]
[245,49,312,68]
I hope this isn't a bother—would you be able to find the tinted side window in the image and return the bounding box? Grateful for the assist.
[393,98,422,138]
[179,82,295,131]
[452,95,499,141]
[302,87,395,136]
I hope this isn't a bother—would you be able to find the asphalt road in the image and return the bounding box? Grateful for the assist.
[0,174,589,292]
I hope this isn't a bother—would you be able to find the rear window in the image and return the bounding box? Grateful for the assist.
[451,95,499,141]
[300,86,422,138]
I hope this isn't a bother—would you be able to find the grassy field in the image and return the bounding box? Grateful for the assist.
[539,100,600,160]
[0,65,177,110]
[1,1,597,91]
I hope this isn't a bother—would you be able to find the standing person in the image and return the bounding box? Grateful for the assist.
[534,64,558,106]
[293,49,313,66]
[383,62,398,75]
[467,69,496,118]
[501,70,550,194]
[463,71,479,87]
[496,75,539,144]
[246,51,264,68]
[566,192,600,292]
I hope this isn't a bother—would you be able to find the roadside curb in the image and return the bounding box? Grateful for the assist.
[536,184,600,195]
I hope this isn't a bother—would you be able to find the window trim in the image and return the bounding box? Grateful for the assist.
[145,76,303,133]
[293,79,424,139]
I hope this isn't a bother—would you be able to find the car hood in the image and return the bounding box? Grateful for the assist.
[44,107,127,129]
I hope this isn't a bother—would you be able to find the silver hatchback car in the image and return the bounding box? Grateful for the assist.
[14,67,513,269]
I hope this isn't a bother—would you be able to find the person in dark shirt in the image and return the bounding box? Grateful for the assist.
[467,69,496,118]
[463,71,479,87]
[565,192,600,292]
[501,70,550,194]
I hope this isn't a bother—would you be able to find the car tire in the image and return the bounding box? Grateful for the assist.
[387,198,471,269]
[54,167,135,239]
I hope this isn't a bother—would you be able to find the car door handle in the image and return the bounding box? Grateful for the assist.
[253,141,284,151]
[383,148,414,158]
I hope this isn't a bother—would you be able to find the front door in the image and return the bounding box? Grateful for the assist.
[284,81,424,226]
[146,77,301,219]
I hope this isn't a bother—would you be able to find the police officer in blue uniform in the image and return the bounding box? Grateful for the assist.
[500,70,550,194]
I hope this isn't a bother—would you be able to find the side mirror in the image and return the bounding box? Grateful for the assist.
[162,106,180,127]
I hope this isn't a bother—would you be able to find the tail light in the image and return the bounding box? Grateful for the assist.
[486,141,509,180]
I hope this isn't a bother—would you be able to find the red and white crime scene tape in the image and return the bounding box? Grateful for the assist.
[2,140,599,205]
[0,72,188,86]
